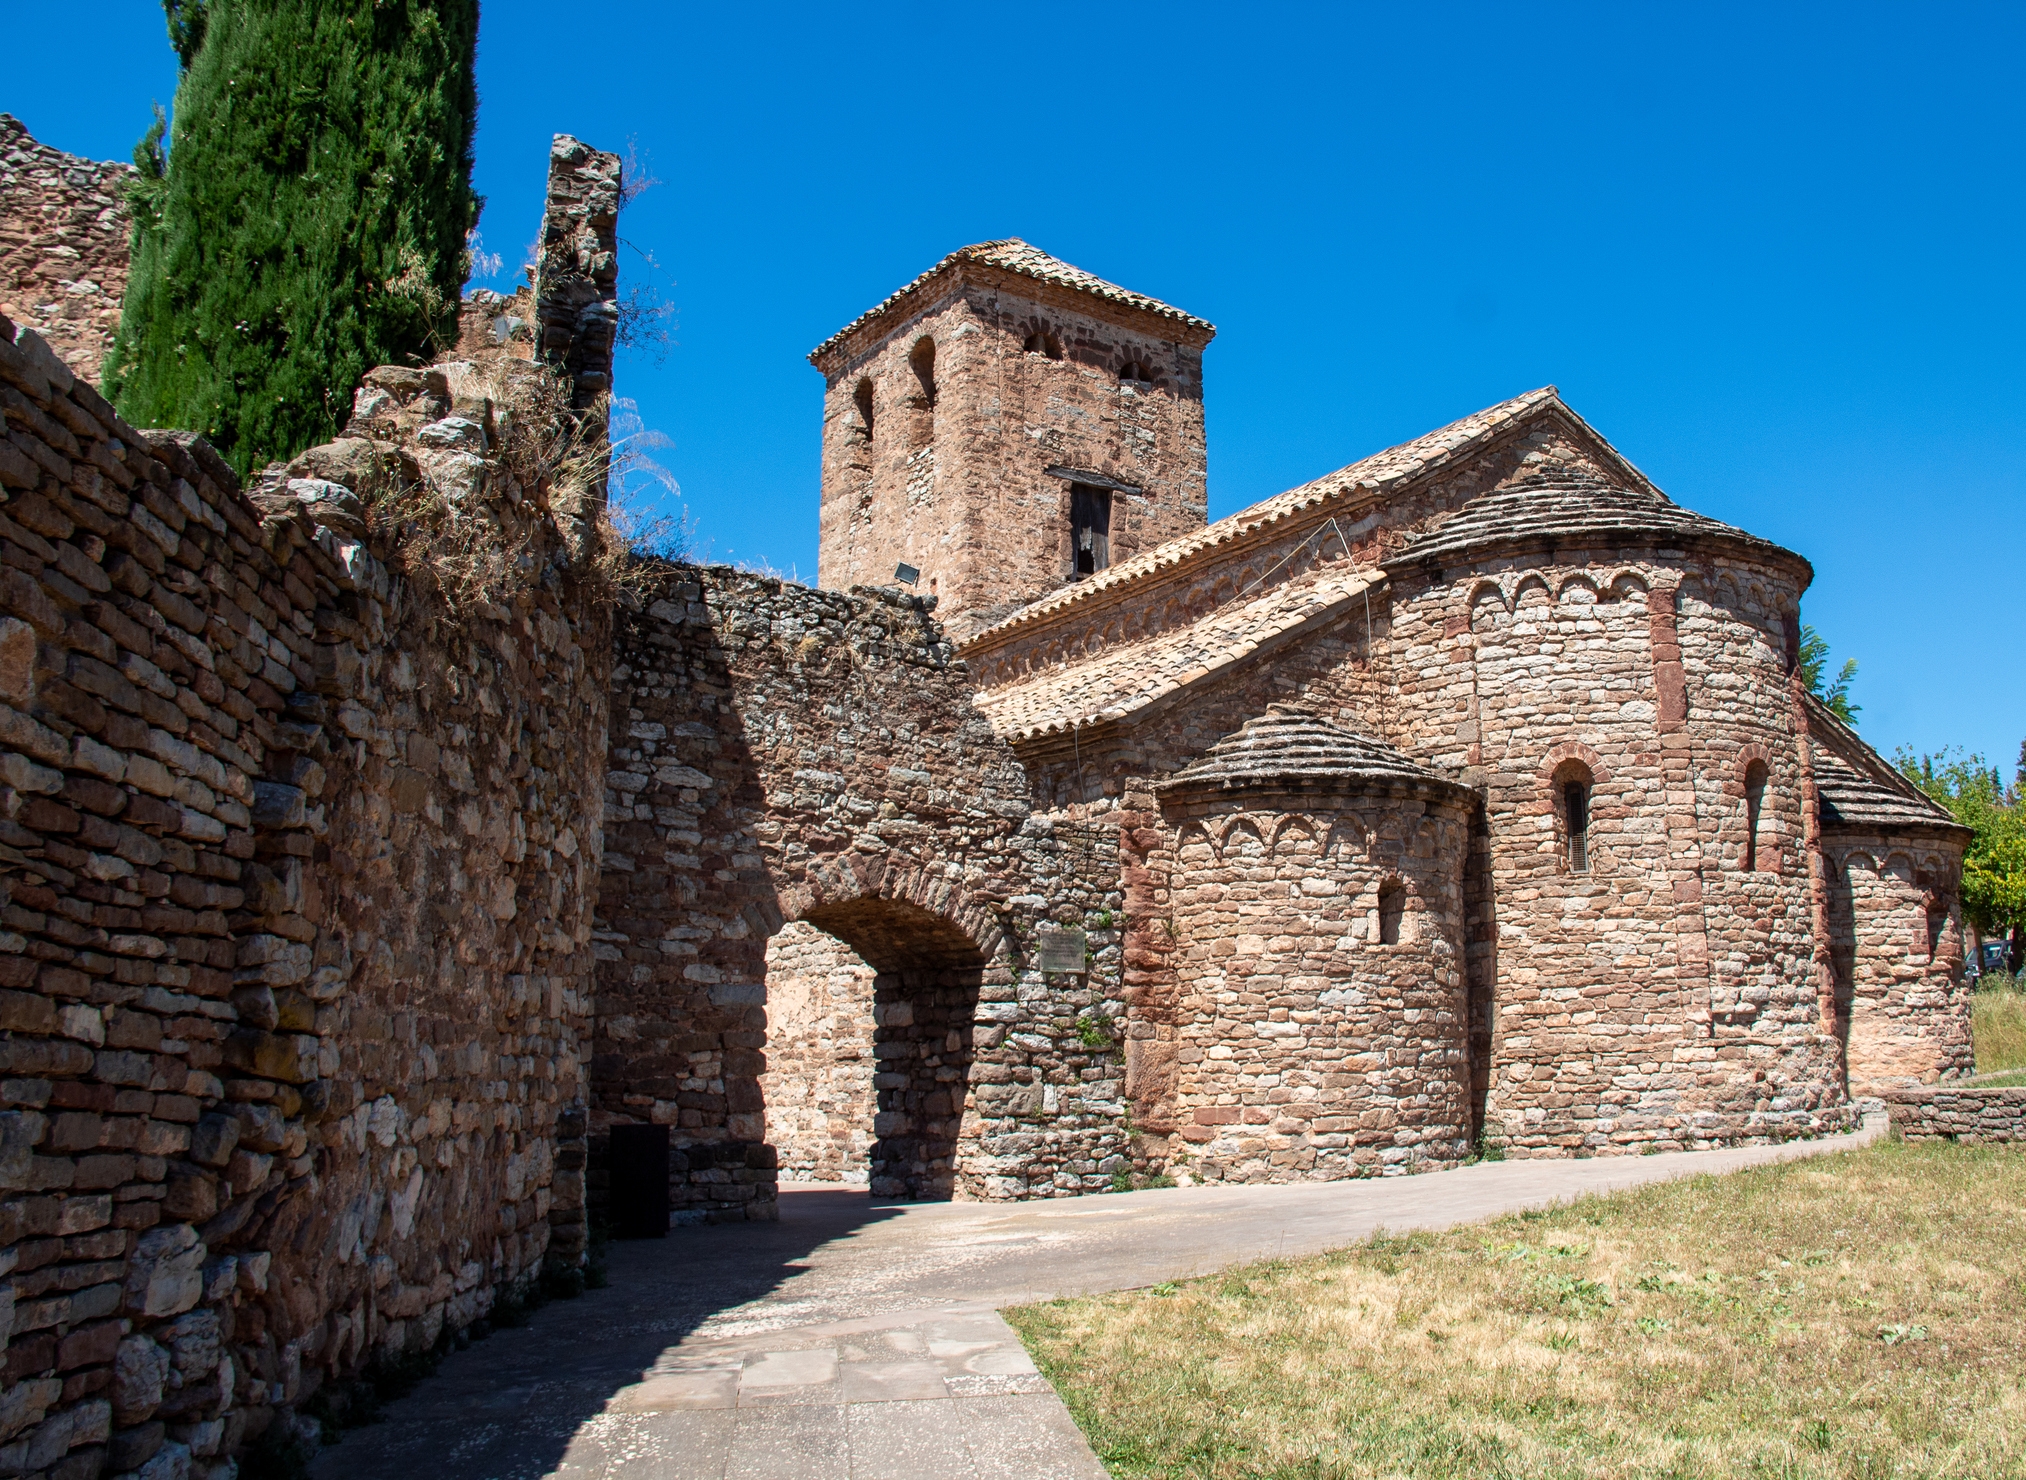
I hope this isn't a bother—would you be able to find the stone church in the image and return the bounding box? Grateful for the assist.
[765,238,1975,1186]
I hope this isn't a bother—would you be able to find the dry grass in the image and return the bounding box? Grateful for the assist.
[1009,1141,2026,1479]
[1973,978,2026,1075]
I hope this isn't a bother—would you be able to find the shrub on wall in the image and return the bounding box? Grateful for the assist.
[104,0,480,478]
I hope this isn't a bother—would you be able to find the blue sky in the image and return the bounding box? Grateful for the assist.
[13,2,2022,773]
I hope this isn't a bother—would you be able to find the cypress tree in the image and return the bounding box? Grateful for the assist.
[106,0,480,479]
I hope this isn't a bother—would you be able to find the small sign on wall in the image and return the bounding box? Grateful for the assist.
[1037,926,1088,974]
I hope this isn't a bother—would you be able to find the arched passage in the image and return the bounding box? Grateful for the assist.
[762,895,991,1199]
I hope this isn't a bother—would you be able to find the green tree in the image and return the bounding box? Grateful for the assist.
[1897,744,2026,969]
[1798,623,1861,725]
[104,0,480,479]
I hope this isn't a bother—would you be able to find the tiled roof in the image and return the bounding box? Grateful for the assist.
[809,239,1213,365]
[971,569,1382,744]
[962,387,1566,650]
[1384,466,1808,577]
[1806,696,1966,835]
[1159,706,1473,802]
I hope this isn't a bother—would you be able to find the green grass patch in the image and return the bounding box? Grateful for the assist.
[1008,1141,2026,1478]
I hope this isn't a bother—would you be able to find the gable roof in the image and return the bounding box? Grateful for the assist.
[809,239,1214,368]
[971,568,1382,743]
[963,386,1569,650]
[1805,694,1967,836]
[1159,706,1473,804]
[1383,463,1809,579]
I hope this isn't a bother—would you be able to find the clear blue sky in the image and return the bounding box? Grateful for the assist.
[13,2,2022,773]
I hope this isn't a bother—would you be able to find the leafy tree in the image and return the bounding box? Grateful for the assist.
[1799,623,1860,725]
[104,0,480,479]
[1897,744,2026,970]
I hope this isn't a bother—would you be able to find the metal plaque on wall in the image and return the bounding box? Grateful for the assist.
[1036,927,1087,974]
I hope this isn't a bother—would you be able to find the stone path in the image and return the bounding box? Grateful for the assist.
[312,1116,1885,1478]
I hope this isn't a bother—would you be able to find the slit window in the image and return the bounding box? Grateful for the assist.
[1565,780,1590,873]
[852,379,874,444]
[1071,483,1111,578]
[1743,760,1768,872]
[1377,881,1405,945]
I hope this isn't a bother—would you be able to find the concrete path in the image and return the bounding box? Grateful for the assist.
[312,1116,1885,1479]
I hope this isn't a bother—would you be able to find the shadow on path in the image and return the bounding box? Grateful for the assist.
[308,1190,906,1479]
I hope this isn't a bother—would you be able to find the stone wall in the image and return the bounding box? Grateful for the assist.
[0,116,132,388]
[1883,1085,2026,1143]
[812,251,1213,641]
[594,569,1129,1215]
[1158,784,1476,1182]
[757,923,875,1183]
[1828,835,1975,1092]
[0,305,602,1478]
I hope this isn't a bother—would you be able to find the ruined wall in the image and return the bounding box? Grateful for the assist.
[815,269,1211,640]
[1827,837,1974,1093]
[595,570,1129,1214]
[0,312,602,1478]
[0,116,131,388]
[757,923,875,1183]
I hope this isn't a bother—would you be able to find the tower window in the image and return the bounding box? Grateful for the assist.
[1024,330,1063,360]
[1119,359,1152,385]
[1070,483,1111,579]
[909,337,937,408]
[1565,779,1590,873]
[1377,880,1405,945]
[1743,759,1768,872]
[852,379,874,445]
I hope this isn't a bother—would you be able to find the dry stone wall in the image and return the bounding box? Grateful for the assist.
[0,117,131,389]
[0,308,602,1479]
[595,570,1129,1215]
[1883,1085,2026,1143]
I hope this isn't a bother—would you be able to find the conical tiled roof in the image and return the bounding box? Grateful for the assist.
[809,239,1213,366]
[1383,466,1808,579]
[1159,706,1475,803]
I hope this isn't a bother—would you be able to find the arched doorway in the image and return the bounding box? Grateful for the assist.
[760,896,989,1199]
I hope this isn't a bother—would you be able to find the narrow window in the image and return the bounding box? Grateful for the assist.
[1070,483,1111,578]
[1743,760,1768,873]
[1565,780,1590,873]
[1378,881,1405,945]
[852,379,874,445]
[909,337,936,409]
[1925,899,1947,960]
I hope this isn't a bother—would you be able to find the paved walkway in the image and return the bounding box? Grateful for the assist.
[312,1116,1886,1479]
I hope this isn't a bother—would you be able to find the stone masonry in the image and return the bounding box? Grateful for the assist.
[0,117,133,389]
[810,241,1214,642]
[0,143,1984,1477]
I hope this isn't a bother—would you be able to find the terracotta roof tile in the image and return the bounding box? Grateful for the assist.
[972,569,1383,743]
[963,387,1563,648]
[809,239,1212,365]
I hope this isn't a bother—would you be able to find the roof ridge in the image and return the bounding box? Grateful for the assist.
[960,386,1565,651]
[809,239,1213,366]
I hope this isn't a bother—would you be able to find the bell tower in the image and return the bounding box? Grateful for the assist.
[808,240,1214,642]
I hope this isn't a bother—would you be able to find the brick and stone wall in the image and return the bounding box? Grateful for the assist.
[1157,782,1476,1182]
[0,308,602,1477]
[594,570,1130,1215]
[1884,1085,2026,1143]
[0,116,132,389]
[1827,834,1975,1093]
[758,923,875,1184]
[812,250,1213,641]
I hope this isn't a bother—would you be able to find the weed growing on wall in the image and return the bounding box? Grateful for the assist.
[106,0,480,478]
